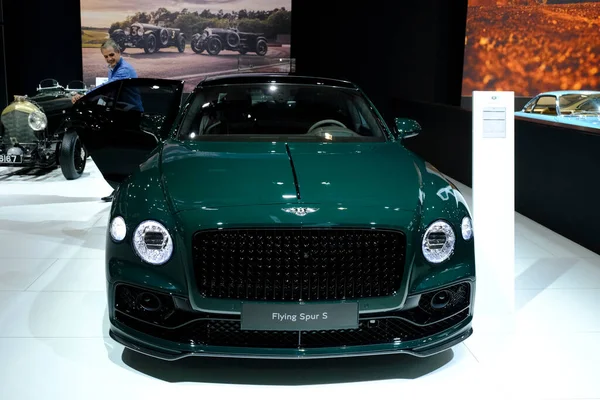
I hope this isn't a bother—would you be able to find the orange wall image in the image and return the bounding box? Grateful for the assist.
[462,0,600,97]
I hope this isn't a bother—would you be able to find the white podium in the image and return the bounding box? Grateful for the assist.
[472,91,515,331]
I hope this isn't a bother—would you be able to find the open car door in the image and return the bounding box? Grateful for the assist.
[70,78,184,188]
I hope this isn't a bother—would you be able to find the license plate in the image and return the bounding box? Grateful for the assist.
[0,154,22,163]
[241,302,359,331]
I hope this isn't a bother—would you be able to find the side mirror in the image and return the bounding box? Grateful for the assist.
[394,118,421,139]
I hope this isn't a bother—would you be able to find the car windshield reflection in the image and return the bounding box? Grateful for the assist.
[177,83,388,142]
[561,94,600,116]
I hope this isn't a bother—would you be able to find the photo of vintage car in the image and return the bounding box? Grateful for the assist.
[515,90,600,129]
[0,79,88,179]
[110,22,186,54]
[69,74,475,360]
[190,27,268,56]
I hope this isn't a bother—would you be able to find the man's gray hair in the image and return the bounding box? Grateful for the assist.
[101,39,121,52]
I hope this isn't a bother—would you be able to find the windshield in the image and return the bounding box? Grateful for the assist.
[559,93,600,115]
[176,83,388,142]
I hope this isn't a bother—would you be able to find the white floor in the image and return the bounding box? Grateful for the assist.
[0,162,599,400]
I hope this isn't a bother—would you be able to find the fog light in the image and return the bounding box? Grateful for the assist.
[136,292,162,312]
[431,290,451,309]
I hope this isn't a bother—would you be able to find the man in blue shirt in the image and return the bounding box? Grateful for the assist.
[72,39,142,201]
[71,39,141,109]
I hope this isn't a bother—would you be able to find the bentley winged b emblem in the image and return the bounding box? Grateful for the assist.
[282,207,319,217]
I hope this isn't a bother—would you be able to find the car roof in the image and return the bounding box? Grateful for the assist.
[197,74,359,89]
[535,90,600,97]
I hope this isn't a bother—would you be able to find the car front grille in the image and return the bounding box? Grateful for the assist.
[1,110,39,144]
[191,228,407,301]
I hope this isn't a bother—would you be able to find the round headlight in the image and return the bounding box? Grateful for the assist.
[461,216,473,240]
[110,216,127,242]
[133,220,173,265]
[28,111,47,131]
[422,220,456,264]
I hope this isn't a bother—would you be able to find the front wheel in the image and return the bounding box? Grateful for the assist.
[255,39,268,56]
[177,36,186,53]
[59,131,87,180]
[144,33,158,54]
[207,36,222,55]
[191,34,204,53]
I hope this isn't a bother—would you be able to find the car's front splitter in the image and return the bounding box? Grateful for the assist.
[108,314,473,361]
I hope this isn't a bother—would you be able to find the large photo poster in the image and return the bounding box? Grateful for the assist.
[462,0,600,97]
[80,0,292,92]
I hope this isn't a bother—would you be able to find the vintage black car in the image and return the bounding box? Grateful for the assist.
[111,23,186,54]
[0,79,88,179]
[190,27,268,56]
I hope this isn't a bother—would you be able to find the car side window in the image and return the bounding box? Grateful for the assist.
[531,95,557,115]
[83,82,118,108]
[523,98,536,113]
[578,98,600,112]
[114,80,182,138]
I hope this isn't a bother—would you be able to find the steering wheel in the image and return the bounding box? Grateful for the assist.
[307,119,347,133]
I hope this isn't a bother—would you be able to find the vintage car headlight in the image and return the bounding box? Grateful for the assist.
[461,216,473,240]
[28,110,47,131]
[133,220,173,265]
[422,220,456,264]
[110,216,127,242]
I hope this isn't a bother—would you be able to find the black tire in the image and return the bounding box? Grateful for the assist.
[144,33,157,54]
[59,131,87,180]
[177,36,186,53]
[207,36,222,55]
[191,34,204,53]
[255,39,268,56]
[159,29,169,46]
[192,42,204,53]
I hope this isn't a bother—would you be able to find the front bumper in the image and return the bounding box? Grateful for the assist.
[0,143,57,168]
[110,322,473,361]
[108,280,475,361]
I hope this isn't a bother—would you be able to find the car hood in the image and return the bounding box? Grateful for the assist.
[160,140,423,213]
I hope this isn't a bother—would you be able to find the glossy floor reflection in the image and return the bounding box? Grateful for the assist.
[0,162,598,400]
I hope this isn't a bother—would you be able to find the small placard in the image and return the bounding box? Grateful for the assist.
[483,106,506,138]
[241,302,359,331]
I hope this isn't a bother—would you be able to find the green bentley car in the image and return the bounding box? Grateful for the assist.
[69,74,475,360]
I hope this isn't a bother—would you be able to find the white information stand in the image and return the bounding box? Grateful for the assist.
[472,91,515,331]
